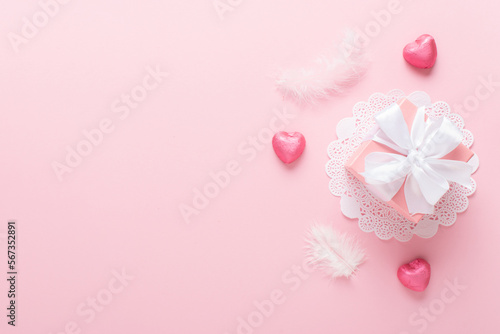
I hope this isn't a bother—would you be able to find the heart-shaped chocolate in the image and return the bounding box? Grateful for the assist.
[403,34,437,69]
[397,258,431,292]
[272,131,306,164]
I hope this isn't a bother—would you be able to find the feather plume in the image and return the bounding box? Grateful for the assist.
[305,224,365,279]
[275,29,369,104]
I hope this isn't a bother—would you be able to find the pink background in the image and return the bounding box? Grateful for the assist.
[1,0,500,333]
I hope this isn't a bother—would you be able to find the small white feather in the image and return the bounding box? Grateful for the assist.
[275,29,369,104]
[305,224,365,279]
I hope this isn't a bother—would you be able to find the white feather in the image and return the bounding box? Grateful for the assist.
[275,29,369,104]
[305,224,365,279]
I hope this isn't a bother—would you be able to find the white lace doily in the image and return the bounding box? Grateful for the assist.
[325,90,479,241]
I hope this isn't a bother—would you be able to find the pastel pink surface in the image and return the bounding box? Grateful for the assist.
[397,258,431,292]
[403,34,438,69]
[345,98,474,223]
[1,1,499,334]
[272,131,306,164]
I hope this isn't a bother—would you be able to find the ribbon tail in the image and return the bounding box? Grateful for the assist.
[404,173,436,215]
[413,164,450,205]
[425,158,473,189]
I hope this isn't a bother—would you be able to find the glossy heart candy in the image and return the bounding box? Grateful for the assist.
[397,258,431,292]
[403,34,437,69]
[272,131,306,164]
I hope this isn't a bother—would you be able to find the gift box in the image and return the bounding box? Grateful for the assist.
[345,98,475,223]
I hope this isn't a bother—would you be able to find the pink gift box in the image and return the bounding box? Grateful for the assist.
[345,98,475,223]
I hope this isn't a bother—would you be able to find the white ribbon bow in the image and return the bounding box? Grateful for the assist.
[362,103,473,215]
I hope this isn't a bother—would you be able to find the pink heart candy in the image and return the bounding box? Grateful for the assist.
[397,258,431,292]
[272,131,306,164]
[403,34,437,69]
